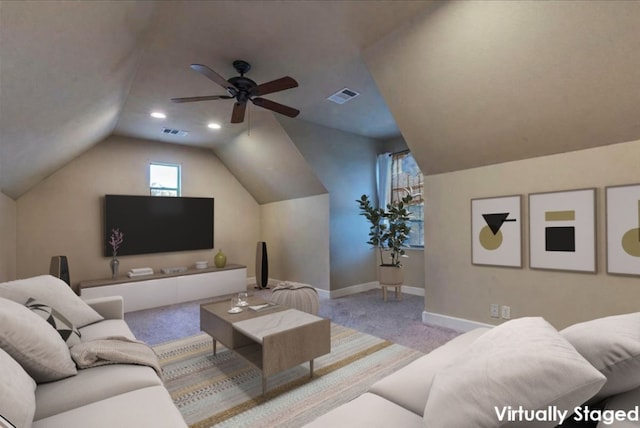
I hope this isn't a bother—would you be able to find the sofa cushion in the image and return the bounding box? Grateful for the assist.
[561,312,640,402]
[0,275,103,328]
[423,317,606,428]
[78,319,136,342]
[0,297,77,383]
[369,327,489,415]
[31,385,187,428]
[303,392,423,428]
[25,298,82,347]
[0,347,36,428]
[596,386,640,428]
[34,364,162,420]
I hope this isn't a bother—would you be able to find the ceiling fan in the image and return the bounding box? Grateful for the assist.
[171,60,300,124]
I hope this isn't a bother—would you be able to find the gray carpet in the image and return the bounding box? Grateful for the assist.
[125,287,461,354]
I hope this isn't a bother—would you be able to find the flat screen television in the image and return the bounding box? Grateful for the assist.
[104,195,214,256]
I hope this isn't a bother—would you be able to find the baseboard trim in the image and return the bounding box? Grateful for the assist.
[328,282,379,298]
[249,277,425,300]
[422,311,493,332]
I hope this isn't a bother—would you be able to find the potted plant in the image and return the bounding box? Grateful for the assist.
[356,193,413,285]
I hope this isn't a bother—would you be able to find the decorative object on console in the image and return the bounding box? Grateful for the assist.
[255,241,269,289]
[470,195,522,268]
[195,261,208,269]
[605,183,640,276]
[529,188,596,272]
[127,267,154,278]
[356,193,412,300]
[214,250,227,268]
[108,228,124,279]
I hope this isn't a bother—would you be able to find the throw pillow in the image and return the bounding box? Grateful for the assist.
[423,317,606,428]
[0,275,103,328]
[25,297,82,347]
[0,297,77,383]
[0,347,36,428]
[561,312,640,401]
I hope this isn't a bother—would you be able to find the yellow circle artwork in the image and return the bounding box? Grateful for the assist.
[479,225,503,250]
[621,228,640,257]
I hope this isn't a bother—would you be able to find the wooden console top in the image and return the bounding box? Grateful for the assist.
[79,263,246,290]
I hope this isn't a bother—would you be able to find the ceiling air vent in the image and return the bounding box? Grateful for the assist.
[327,87,360,105]
[161,127,189,137]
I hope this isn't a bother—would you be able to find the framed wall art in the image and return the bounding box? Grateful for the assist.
[529,188,596,273]
[471,195,522,268]
[606,183,640,276]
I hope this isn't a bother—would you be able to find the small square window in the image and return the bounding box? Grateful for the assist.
[150,163,181,196]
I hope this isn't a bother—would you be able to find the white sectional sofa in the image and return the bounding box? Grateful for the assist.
[305,314,640,428]
[0,275,186,428]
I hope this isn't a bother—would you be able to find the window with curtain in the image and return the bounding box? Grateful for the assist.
[390,151,424,247]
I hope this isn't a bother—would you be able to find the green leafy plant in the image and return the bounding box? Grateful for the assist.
[356,193,413,267]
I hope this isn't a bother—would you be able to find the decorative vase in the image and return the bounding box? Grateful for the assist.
[214,250,227,268]
[110,257,120,279]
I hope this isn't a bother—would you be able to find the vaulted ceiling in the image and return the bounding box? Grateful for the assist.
[2,1,639,201]
[0,0,434,199]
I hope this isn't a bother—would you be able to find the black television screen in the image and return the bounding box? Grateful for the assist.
[104,195,214,256]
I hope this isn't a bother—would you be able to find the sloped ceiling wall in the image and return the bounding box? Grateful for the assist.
[364,1,640,176]
[0,1,154,199]
[212,109,327,205]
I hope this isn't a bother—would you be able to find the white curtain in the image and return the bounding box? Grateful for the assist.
[376,153,392,209]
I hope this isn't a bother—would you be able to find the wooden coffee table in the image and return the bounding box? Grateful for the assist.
[200,296,330,394]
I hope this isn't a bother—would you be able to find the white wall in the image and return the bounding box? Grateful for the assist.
[16,135,260,289]
[425,139,640,329]
[0,191,17,281]
[260,194,330,290]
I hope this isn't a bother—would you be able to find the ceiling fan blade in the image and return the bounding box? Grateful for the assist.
[251,97,300,118]
[231,102,247,123]
[255,76,298,96]
[171,95,229,103]
[190,64,237,94]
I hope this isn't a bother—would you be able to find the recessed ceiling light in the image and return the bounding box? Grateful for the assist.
[150,112,167,119]
[207,123,221,130]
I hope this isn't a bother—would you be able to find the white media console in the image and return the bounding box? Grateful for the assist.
[79,264,247,313]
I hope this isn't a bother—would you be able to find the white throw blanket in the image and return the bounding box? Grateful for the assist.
[70,336,162,379]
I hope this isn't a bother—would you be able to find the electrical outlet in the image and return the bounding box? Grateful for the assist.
[490,304,499,318]
[501,305,511,320]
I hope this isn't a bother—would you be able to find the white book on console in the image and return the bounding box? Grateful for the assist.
[130,267,154,274]
[128,271,154,278]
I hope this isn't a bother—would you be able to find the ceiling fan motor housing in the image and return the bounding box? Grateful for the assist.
[228,76,258,102]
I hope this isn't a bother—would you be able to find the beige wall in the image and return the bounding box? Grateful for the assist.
[400,248,424,290]
[278,118,381,290]
[366,0,640,176]
[0,191,17,281]
[16,135,260,288]
[425,139,640,329]
[260,194,330,290]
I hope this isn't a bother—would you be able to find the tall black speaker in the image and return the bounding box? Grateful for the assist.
[49,255,71,288]
[255,241,269,289]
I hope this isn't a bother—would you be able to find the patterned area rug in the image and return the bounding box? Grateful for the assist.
[154,324,423,427]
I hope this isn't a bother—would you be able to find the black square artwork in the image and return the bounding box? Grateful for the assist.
[545,227,575,252]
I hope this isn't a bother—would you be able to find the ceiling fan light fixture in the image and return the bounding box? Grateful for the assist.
[207,122,221,130]
[174,61,300,124]
[150,112,167,119]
